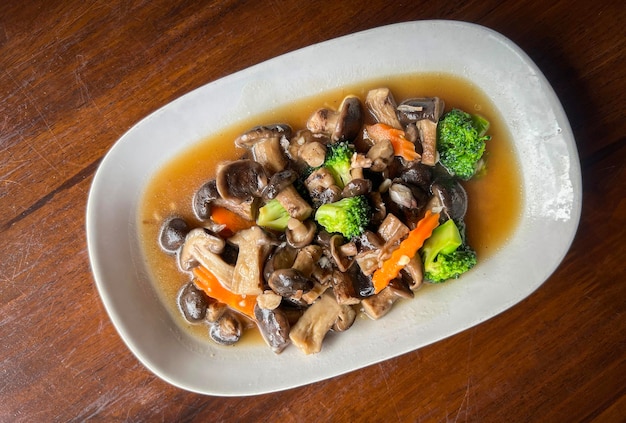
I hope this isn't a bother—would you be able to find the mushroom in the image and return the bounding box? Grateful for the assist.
[256,290,282,310]
[214,197,259,222]
[365,88,402,129]
[367,191,387,226]
[306,95,363,142]
[268,268,314,298]
[397,97,445,125]
[388,183,418,209]
[179,228,234,290]
[268,245,321,299]
[177,281,209,323]
[263,243,298,283]
[286,218,316,248]
[205,300,228,323]
[193,179,220,221]
[300,281,330,305]
[350,152,372,180]
[285,129,326,170]
[298,141,327,168]
[159,217,190,253]
[275,185,313,220]
[354,230,385,276]
[292,245,322,279]
[332,303,357,332]
[361,286,402,320]
[397,97,445,166]
[269,245,329,306]
[401,256,424,291]
[305,167,336,193]
[366,138,394,172]
[289,291,352,354]
[377,213,409,259]
[262,169,298,200]
[254,304,291,354]
[341,178,372,198]
[304,167,342,206]
[330,269,360,306]
[428,178,468,221]
[416,120,438,167]
[399,162,433,190]
[329,235,356,272]
[234,124,291,174]
[215,159,268,203]
[209,310,243,345]
[228,226,274,295]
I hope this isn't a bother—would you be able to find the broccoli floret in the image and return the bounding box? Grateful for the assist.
[420,219,477,283]
[256,199,290,231]
[314,195,371,239]
[324,141,354,188]
[436,109,491,180]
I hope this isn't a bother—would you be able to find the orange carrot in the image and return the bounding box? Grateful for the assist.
[366,123,420,162]
[371,210,440,294]
[211,206,255,234]
[192,266,257,319]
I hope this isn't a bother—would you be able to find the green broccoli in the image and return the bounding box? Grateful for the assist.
[256,199,290,231]
[314,195,371,239]
[324,141,354,188]
[420,219,477,283]
[436,109,491,180]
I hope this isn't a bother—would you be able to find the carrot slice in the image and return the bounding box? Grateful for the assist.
[371,210,440,294]
[192,266,257,319]
[210,206,255,234]
[366,123,420,162]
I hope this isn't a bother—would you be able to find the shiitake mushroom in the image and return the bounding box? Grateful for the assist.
[177,282,209,323]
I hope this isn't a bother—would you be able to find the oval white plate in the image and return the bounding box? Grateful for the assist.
[86,20,582,396]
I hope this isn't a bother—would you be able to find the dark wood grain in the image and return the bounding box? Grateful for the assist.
[1,0,624,421]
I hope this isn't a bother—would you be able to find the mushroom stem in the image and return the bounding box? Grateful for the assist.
[229,226,273,296]
[179,228,234,291]
[289,292,344,354]
[275,185,313,220]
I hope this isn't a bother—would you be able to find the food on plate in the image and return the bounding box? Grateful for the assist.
[153,85,499,355]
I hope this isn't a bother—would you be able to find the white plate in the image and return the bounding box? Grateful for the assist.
[86,20,581,396]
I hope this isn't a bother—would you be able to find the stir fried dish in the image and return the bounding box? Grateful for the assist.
[157,86,495,355]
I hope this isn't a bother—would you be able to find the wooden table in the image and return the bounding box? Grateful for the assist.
[1,1,624,421]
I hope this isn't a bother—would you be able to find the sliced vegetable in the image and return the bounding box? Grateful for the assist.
[257,198,292,230]
[371,210,440,294]
[192,266,257,319]
[211,206,255,234]
[366,123,420,162]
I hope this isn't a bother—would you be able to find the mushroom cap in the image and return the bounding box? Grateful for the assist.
[177,282,208,323]
[365,87,402,129]
[397,97,445,125]
[254,304,291,354]
[178,228,226,271]
[430,178,468,221]
[332,96,363,142]
[234,124,292,148]
[159,217,190,253]
[209,312,243,345]
[268,268,314,297]
[306,96,363,142]
[329,235,355,273]
[215,160,268,203]
[193,179,220,220]
[262,169,298,200]
[286,218,317,248]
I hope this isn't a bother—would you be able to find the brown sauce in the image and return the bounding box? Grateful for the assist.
[138,73,523,337]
